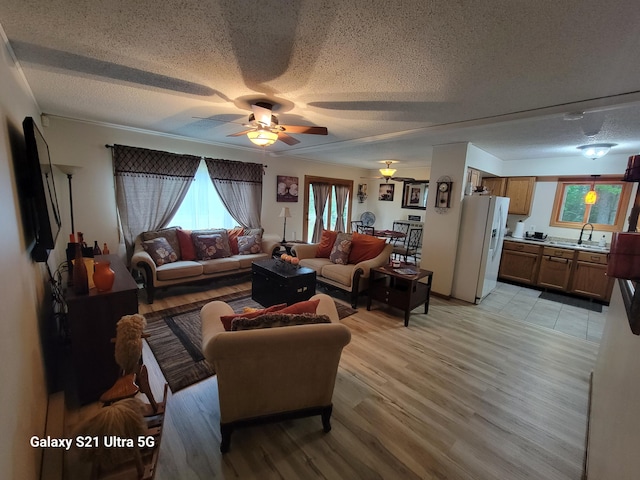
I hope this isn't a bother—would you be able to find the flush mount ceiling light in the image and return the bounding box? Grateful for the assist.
[247,128,278,147]
[379,160,397,179]
[577,143,617,160]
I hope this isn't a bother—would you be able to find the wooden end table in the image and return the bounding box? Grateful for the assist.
[367,264,433,327]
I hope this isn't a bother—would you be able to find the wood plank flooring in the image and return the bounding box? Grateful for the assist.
[64,280,599,479]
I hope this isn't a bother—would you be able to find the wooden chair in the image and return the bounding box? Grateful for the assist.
[357,225,374,235]
[350,220,363,233]
[392,227,423,264]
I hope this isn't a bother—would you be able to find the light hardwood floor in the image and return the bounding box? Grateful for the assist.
[65,280,599,479]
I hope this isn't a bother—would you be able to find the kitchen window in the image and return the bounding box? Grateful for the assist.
[550,178,632,232]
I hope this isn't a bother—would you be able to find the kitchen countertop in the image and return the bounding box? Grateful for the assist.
[504,235,610,253]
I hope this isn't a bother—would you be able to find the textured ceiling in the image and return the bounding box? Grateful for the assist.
[2,0,640,169]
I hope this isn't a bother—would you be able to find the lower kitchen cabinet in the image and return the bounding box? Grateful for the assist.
[537,247,574,291]
[499,241,541,284]
[570,251,614,301]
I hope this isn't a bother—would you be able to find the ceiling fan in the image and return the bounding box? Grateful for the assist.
[362,161,415,183]
[226,102,328,146]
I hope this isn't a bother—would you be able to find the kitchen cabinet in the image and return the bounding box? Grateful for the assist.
[482,177,506,196]
[481,176,536,215]
[499,241,541,284]
[570,251,615,301]
[505,177,536,215]
[537,246,574,290]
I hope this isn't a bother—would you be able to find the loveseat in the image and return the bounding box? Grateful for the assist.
[131,226,280,303]
[291,231,393,308]
[201,293,351,452]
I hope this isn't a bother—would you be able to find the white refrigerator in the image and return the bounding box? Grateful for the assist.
[452,195,510,304]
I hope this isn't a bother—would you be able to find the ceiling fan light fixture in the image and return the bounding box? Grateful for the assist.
[247,129,278,147]
[577,143,617,160]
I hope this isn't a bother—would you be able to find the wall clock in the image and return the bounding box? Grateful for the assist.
[435,176,453,209]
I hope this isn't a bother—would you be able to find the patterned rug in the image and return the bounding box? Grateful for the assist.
[144,290,356,393]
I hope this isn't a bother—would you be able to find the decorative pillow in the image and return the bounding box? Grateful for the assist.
[141,237,178,266]
[231,313,331,331]
[238,234,263,255]
[329,232,353,265]
[244,227,264,238]
[316,230,339,258]
[192,232,233,260]
[142,227,181,259]
[220,303,287,331]
[277,298,320,314]
[227,227,245,255]
[349,231,387,264]
[176,228,196,261]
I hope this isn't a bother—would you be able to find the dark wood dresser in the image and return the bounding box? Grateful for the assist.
[65,254,138,405]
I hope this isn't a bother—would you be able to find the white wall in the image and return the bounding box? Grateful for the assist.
[0,35,53,480]
[588,283,640,479]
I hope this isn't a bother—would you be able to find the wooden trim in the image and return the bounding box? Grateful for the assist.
[550,178,633,232]
[619,279,640,335]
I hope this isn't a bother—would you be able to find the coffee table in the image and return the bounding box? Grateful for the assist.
[252,258,317,307]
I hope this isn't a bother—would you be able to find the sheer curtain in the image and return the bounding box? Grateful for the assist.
[204,158,263,228]
[311,182,331,242]
[113,145,200,259]
[168,160,236,230]
[333,184,350,232]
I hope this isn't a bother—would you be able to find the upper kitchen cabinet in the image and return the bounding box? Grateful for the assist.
[505,177,536,215]
[482,176,536,215]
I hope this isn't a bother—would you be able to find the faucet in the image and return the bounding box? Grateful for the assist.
[577,223,594,245]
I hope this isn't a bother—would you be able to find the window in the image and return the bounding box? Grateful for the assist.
[551,178,632,232]
[303,176,353,241]
[168,159,236,230]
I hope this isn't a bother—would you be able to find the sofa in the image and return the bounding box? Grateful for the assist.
[131,226,280,303]
[291,231,393,308]
[201,293,351,452]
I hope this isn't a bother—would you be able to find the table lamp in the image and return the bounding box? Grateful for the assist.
[279,207,291,243]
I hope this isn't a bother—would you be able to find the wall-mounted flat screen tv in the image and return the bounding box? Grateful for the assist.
[20,117,61,262]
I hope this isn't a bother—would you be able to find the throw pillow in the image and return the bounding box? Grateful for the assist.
[278,298,320,314]
[316,230,339,258]
[237,234,263,255]
[329,232,352,265]
[192,232,233,260]
[231,313,331,331]
[142,227,181,260]
[176,229,196,261]
[226,227,245,255]
[220,303,287,331]
[141,237,178,266]
[349,231,387,264]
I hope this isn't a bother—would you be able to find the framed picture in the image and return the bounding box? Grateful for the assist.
[277,175,299,202]
[378,183,395,201]
[402,181,428,210]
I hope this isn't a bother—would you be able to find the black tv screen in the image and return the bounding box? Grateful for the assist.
[20,117,61,262]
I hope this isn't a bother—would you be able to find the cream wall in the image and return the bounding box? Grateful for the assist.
[43,116,371,255]
[0,35,53,480]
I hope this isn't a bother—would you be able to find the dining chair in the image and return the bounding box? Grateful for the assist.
[391,221,411,247]
[357,225,374,235]
[351,220,363,233]
[392,227,423,264]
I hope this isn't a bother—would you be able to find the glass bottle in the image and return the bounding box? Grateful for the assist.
[102,243,110,254]
[93,241,102,255]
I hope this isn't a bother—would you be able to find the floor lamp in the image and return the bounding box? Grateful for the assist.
[279,207,291,243]
[55,164,82,240]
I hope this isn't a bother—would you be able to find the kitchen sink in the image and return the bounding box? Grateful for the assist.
[547,241,608,251]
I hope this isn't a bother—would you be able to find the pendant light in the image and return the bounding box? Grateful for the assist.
[584,175,599,205]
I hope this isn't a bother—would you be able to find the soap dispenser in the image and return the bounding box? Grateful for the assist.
[599,235,606,247]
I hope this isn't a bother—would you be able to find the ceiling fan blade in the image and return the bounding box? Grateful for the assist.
[280,125,328,135]
[277,132,300,146]
[226,129,255,137]
[251,103,273,126]
[391,176,416,182]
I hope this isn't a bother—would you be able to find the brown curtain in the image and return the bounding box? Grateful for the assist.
[113,145,200,260]
[204,158,263,229]
[334,184,350,232]
[311,182,331,242]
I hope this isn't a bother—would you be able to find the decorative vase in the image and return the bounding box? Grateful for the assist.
[93,261,115,292]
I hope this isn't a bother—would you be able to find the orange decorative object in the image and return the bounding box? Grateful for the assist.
[291,257,300,265]
[93,260,116,291]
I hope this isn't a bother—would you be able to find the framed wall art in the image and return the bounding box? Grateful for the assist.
[277,175,299,202]
[402,181,428,210]
[378,183,395,201]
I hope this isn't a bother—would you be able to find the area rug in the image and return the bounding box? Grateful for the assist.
[143,290,357,393]
[539,291,603,313]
